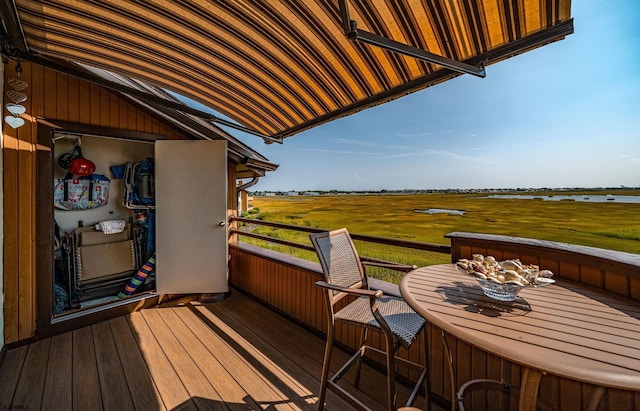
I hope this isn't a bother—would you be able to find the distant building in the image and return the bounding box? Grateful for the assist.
[288,191,299,196]
[237,180,255,213]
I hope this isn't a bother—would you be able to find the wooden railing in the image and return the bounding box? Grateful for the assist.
[228,225,640,411]
[230,216,451,253]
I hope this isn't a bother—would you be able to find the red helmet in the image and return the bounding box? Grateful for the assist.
[68,157,96,176]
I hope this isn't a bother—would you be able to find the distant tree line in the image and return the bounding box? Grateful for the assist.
[250,186,638,197]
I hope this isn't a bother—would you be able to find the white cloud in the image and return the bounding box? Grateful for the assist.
[331,137,411,150]
[395,130,455,138]
[387,149,496,164]
[297,147,380,156]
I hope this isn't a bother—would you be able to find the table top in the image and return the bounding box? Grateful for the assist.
[400,264,640,391]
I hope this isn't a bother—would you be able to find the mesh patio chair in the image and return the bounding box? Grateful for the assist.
[310,228,431,411]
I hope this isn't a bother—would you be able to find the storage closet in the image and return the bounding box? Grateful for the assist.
[52,134,230,318]
[53,134,156,315]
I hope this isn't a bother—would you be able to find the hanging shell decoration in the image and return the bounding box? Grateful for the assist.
[456,254,555,287]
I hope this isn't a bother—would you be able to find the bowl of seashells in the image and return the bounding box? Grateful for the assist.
[456,254,555,301]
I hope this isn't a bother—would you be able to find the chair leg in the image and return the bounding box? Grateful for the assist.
[318,324,335,411]
[441,330,456,411]
[424,327,432,411]
[353,328,367,389]
[384,334,398,411]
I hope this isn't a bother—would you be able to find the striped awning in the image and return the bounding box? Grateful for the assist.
[5,0,572,141]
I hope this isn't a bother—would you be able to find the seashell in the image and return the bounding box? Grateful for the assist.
[469,261,485,273]
[504,280,526,286]
[468,271,487,280]
[535,277,555,286]
[520,269,538,282]
[456,260,471,272]
[502,270,530,285]
[485,276,502,284]
[538,269,554,278]
[456,260,469,270]
[485,256,496,264]
[500,260,523,272]
[472,254,484,262]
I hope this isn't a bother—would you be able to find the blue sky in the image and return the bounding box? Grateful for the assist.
[197,0,640,192]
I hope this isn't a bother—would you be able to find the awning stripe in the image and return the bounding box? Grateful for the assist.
[130,1,322,121]
[461,0,484,53]
[22,30,286,133]
[123,0,330,122]
[426,0,459,62]
[18,3,295,132]
[8,0,573,139]
[355,1,412,84]
[288,1,372,99]
[245,1,357,106]
[339,2,395,90]
[131,2,311,124]
[202,1,338,113]
[302,1,377,97]
[79,0,332,122]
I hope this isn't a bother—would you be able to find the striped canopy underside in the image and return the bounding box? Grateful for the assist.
[14,0,572,139]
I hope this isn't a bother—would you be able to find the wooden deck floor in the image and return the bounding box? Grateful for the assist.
[0,291,431,410]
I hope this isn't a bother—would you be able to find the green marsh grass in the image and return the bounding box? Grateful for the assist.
[242,190,640,284]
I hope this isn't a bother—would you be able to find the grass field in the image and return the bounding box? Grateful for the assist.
[242,190,640,283]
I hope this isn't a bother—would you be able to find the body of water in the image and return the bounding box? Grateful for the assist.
[415,208,465,215]
[485,195,640,204]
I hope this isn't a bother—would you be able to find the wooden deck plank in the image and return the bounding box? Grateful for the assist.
[201,296,383,410]
[73,326,103,411]
[0,345,27,408]
[92,321,136,411]
[0,291,433,411]
[162,305,263,411]
[176,302,302,410]
[12,338,51,410]
[139,308,227,411]
[192,300,320,409]
[42,333,73,411]
[210,292,425,410]
[109,316,166,411]
[127,311,196,410]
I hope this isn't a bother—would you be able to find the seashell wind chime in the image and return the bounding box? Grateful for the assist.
[4,62,28,129]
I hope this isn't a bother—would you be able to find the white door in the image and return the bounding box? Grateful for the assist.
[155,140,228,294]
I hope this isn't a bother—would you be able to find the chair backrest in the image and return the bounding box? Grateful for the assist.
[310,228,368,305]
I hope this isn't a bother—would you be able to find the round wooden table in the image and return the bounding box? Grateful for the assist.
[400,264,640,411]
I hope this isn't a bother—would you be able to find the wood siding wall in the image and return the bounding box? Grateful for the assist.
[2,60,189,344]
[229,241,640,410]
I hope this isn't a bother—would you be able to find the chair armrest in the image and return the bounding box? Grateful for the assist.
[315,280,384,298]
[361,260,417,273]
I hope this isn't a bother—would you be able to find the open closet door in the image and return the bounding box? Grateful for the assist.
[155,140,228,294]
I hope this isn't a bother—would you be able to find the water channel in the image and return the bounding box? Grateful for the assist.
[484,195,640,204]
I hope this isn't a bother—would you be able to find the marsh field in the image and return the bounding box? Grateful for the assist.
[243,190,640,283]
